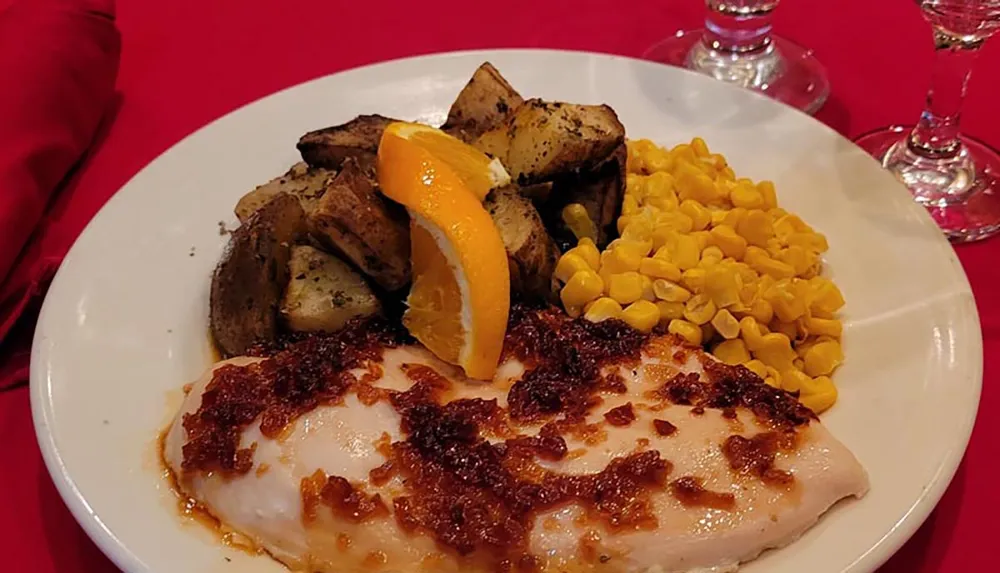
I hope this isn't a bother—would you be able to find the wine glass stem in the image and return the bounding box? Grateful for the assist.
[702,1,777,54]
[907,30,982,159]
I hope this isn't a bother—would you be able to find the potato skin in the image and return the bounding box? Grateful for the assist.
[297,114,399,171]
[308,158,411,292]
[210,193,305,357]
[441,62,524,143]
[485,186,560,300]
[474,99,625,185]
[234,162,335,223]
[280,245,382,333]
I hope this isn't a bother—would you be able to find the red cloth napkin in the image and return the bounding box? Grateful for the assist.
[0,0,120,389]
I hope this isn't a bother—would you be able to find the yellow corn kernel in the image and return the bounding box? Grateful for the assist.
[713,339,751,365]
[609,237,653,258]
[639,257,682,281]
[742,359,768,378]
[608,272,645,305]
[763,376,780,388]
[560,270,604,308]
[803,340,843,377]
[674,234,701,270]
[736,209,775,248]
[583,297,623,323]
[804,316,843,338]
[622,218,654,243]
[748,298,774,324]
[668,319,703,346]
[656,300,686,321]
[787,231,829,253]
[622,300,660,333]
[652,279,692,303]
[690,230,712,251]
[569,238,601,270]
[626,172,644,193]
[679,199,711,231]
[793,357,806,371]
[617,215,633,235]
[708,153,728,170]
[764,280,807,322]
[601,245,642,274]
[703,265,741,308]
[746,250,796,279]
[681,268,707,293]
[684,293,717,325]
[754,332,797,369]
[690,137,710,158]
[810,277,846,314]
[554,253,592,283]
[671,143,697,163]
[738,316,765,351]
[565,304,583,318]
[621,195,640,218]
[722,207,747,229]
[646,146,674,173]
[701,245,724,264]
[730,182,765,209]
[780,367,812,393]
[562,203,598,242]
[757,180,778,210]
[654,211,695,236]
[777,245,812,276]
[799,376,837,413]
[710,209,729,227]
[640,274,656,301]
[644,170,676,195]
[710,309,741,339]
[766,319,795,341]
[676,169,722,205]
[709,225,748,260]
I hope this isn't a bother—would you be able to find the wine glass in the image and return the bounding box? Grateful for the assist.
[643,0,830,114]
[854,1,1000,242]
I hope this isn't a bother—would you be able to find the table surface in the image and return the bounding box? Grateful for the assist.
[1,0,998,571]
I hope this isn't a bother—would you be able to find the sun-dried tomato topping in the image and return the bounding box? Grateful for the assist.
[653,419,677,437]
[181,317,409,475]
[504,307,649,422]
[657,372,704,405]
[301,470,390,524]
[669,477,735,511]
[604,403,636,426]
[722,432,797,487]
[383,379,672,566]
[652,361,814,430]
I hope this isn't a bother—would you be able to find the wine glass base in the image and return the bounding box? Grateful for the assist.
[855,126,1000,243]
[643,30,830,115]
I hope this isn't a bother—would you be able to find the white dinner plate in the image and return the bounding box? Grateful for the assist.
[30,50,982,573]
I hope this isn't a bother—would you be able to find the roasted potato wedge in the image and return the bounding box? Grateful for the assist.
[308,158,411,292]
[280,245,382,333]
[210,193,305,357]
[234,162,335,223]
[545,143,626,250]
[441,62,524,143]
[485,186,560,300]
[297,114,399,171]
[474,99,625,184]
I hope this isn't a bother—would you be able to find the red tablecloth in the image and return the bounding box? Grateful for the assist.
[1,0,997,571]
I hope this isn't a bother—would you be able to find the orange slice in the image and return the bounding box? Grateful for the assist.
[380,122,510,200]
[378,122,510,380]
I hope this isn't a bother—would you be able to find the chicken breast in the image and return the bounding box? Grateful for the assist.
[164,306,867,573]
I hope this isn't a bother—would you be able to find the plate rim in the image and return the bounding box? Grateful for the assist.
[28,47,984,573]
